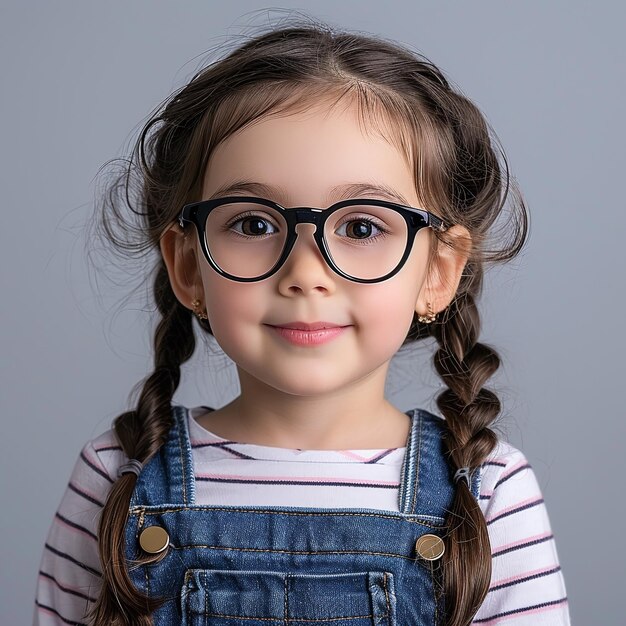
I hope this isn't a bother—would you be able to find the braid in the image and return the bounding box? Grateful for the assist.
[430,265,501,626]
[86,262,197,626]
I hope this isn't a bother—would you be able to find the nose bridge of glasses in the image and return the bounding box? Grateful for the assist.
[287,207,324,241]
[287,207,324,227]
[285,209,326,264]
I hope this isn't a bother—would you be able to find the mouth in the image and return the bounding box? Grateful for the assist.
[266,324,350,347]
[268,321,348,331]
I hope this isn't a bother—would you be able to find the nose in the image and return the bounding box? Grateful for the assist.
[276,222,336,290]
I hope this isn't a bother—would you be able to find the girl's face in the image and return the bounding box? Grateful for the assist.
[196,100,435,403]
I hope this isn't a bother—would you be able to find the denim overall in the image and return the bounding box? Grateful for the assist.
[124,405,482,625]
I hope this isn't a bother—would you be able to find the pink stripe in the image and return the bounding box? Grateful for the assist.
[485,496,542,523]
[493,531,552,554]
[39,572,90,596]
[499,458,529,481]
[475,598,568,624]
[480,490,494,498]
[490,564,559,588]
[485,455,512,465]
[337,450,393,462]
[54,515,96,541]
[338,450,372,461]
[196,472,398,486]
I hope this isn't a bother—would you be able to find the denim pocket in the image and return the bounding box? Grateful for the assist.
[181,568,397,625]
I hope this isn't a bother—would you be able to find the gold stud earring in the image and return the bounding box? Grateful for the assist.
[190,298,208,321]
[417,302,438,324]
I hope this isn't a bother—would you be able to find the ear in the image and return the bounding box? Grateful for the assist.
[159,222,204,308]
[415,224,472,317]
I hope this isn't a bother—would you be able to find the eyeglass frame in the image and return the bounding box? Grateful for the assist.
[177,195,451,284]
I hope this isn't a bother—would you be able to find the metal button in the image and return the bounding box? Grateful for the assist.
[139,525,170,555]
[415,533,445,561]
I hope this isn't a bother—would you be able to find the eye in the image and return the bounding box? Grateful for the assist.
[333,214,392,245]
[223,211,280,238]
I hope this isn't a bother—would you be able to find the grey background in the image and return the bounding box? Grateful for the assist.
[2,1,624,624]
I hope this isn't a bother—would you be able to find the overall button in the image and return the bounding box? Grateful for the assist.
[415,534,445,561]
[139,525,170,555]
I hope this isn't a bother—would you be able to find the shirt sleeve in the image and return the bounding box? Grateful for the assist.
[473,444,571,625]
[33,434,124,626]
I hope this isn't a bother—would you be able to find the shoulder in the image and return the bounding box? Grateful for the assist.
[473,444,571,623]
[50,425,130,516]
[477,439,556,548]
[73,403,190,484]
[479,439,540,500]
[52,428,129,515]
[476,438,548,521]
[76,427,127,485]
[416,409,536,490]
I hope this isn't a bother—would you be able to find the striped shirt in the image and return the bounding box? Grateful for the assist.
[33,406,570,625]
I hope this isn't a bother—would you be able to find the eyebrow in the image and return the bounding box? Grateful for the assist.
[207,179,411,206]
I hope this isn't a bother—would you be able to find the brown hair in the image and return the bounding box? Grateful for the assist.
[86,12,528,626]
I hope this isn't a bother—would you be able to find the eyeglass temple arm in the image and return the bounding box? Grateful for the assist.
[427,213,449,232]
[178,207,191,230]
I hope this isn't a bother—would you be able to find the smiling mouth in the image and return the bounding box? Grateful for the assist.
[267,324,349,346]
[270,321,347,331]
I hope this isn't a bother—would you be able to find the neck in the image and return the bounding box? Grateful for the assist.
[202,363,410,450]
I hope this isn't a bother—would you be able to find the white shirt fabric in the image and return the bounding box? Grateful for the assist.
[33,406,571,625]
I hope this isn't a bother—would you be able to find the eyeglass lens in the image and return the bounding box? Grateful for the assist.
[204,200,409,280]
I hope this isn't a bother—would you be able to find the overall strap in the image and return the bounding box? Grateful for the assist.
[397,408,422,513]
[129,404,196,506]
[400,408,481,517]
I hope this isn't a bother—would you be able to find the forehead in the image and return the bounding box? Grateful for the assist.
[202,100,418,206]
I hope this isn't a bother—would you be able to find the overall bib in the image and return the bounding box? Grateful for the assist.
[124,405,482,625]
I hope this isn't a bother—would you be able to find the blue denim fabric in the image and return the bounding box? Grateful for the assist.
[124,405,481,625]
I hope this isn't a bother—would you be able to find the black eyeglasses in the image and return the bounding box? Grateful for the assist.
[177,195,450,283]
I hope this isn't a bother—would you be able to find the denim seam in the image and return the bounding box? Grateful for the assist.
[203,570,208,623]
[128,508,445,527]
[152,545,422,561]
[187,612,384,622]
[180,405,198,505]
[398,409,415,513]
[401,439,408,512]
[383,572,391,623]
[134,508,149,598]
[410,410,423,514]
[175,407,188,505]
[182,570,191,625]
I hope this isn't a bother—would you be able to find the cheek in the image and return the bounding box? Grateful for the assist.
[354,236,430,353]
[353,282,420,352]
[200,273,264,345]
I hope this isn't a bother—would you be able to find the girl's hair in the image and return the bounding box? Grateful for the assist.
[86,14,527,626]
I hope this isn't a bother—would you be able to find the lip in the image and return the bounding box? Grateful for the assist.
[266,323,350,347]
[271,321,345,331]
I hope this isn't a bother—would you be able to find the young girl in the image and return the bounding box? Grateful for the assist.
[34,20,571,626]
